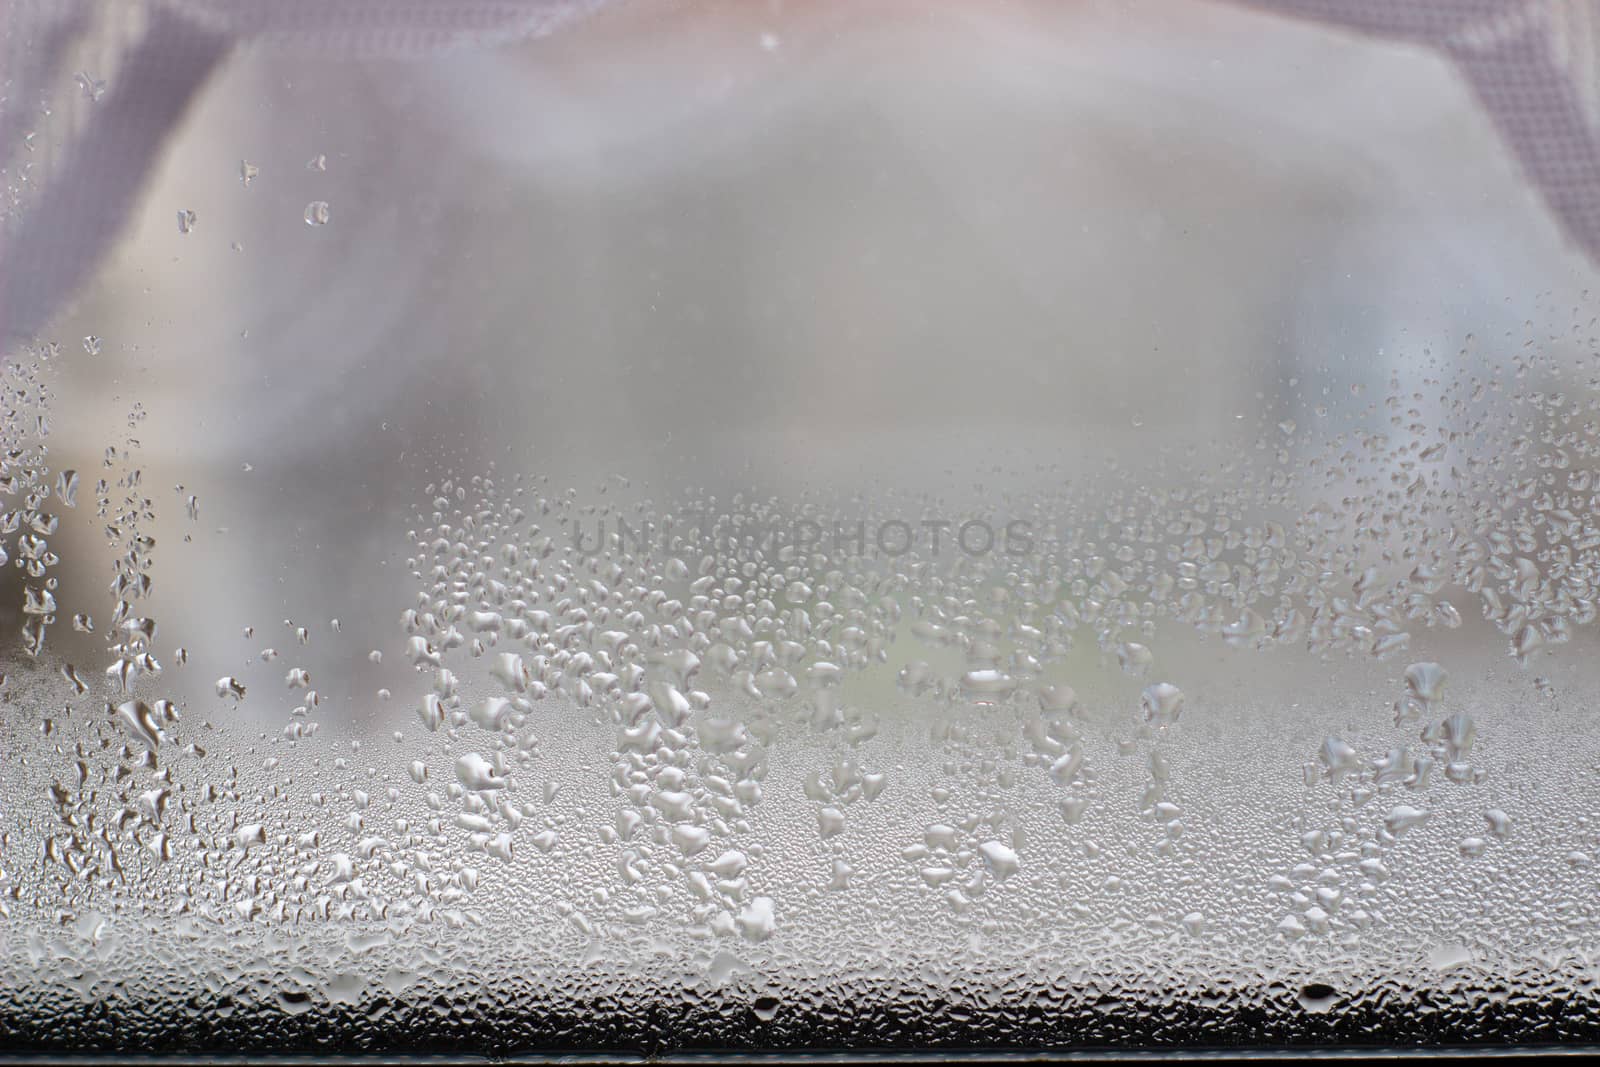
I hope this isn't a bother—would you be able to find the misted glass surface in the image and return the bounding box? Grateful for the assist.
[5,0,1600,1057]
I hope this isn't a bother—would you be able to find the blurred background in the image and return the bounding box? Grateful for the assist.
[3,0,1599,693]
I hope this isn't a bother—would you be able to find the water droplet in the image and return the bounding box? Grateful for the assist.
[1384,804,1431,836]
[1297,983,1338,1013]
[455,752,507,791]
[56,470,79,507]
[74,72,106,101]
[1485,809,1514,840]
[1404,662,1447,711]
[1116,642,1154,675]
[977,840,1019,880]
[111,699,161,750]
[736,896,776,942]
[1140,682,1184,726]
[960,669,1016,702]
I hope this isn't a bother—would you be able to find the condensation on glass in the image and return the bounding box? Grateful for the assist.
[4,0,1600,1057]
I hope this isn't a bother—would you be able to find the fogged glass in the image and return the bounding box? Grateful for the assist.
[4,0,1600,1056]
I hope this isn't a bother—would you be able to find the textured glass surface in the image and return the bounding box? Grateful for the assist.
[5,0,1600,1058]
